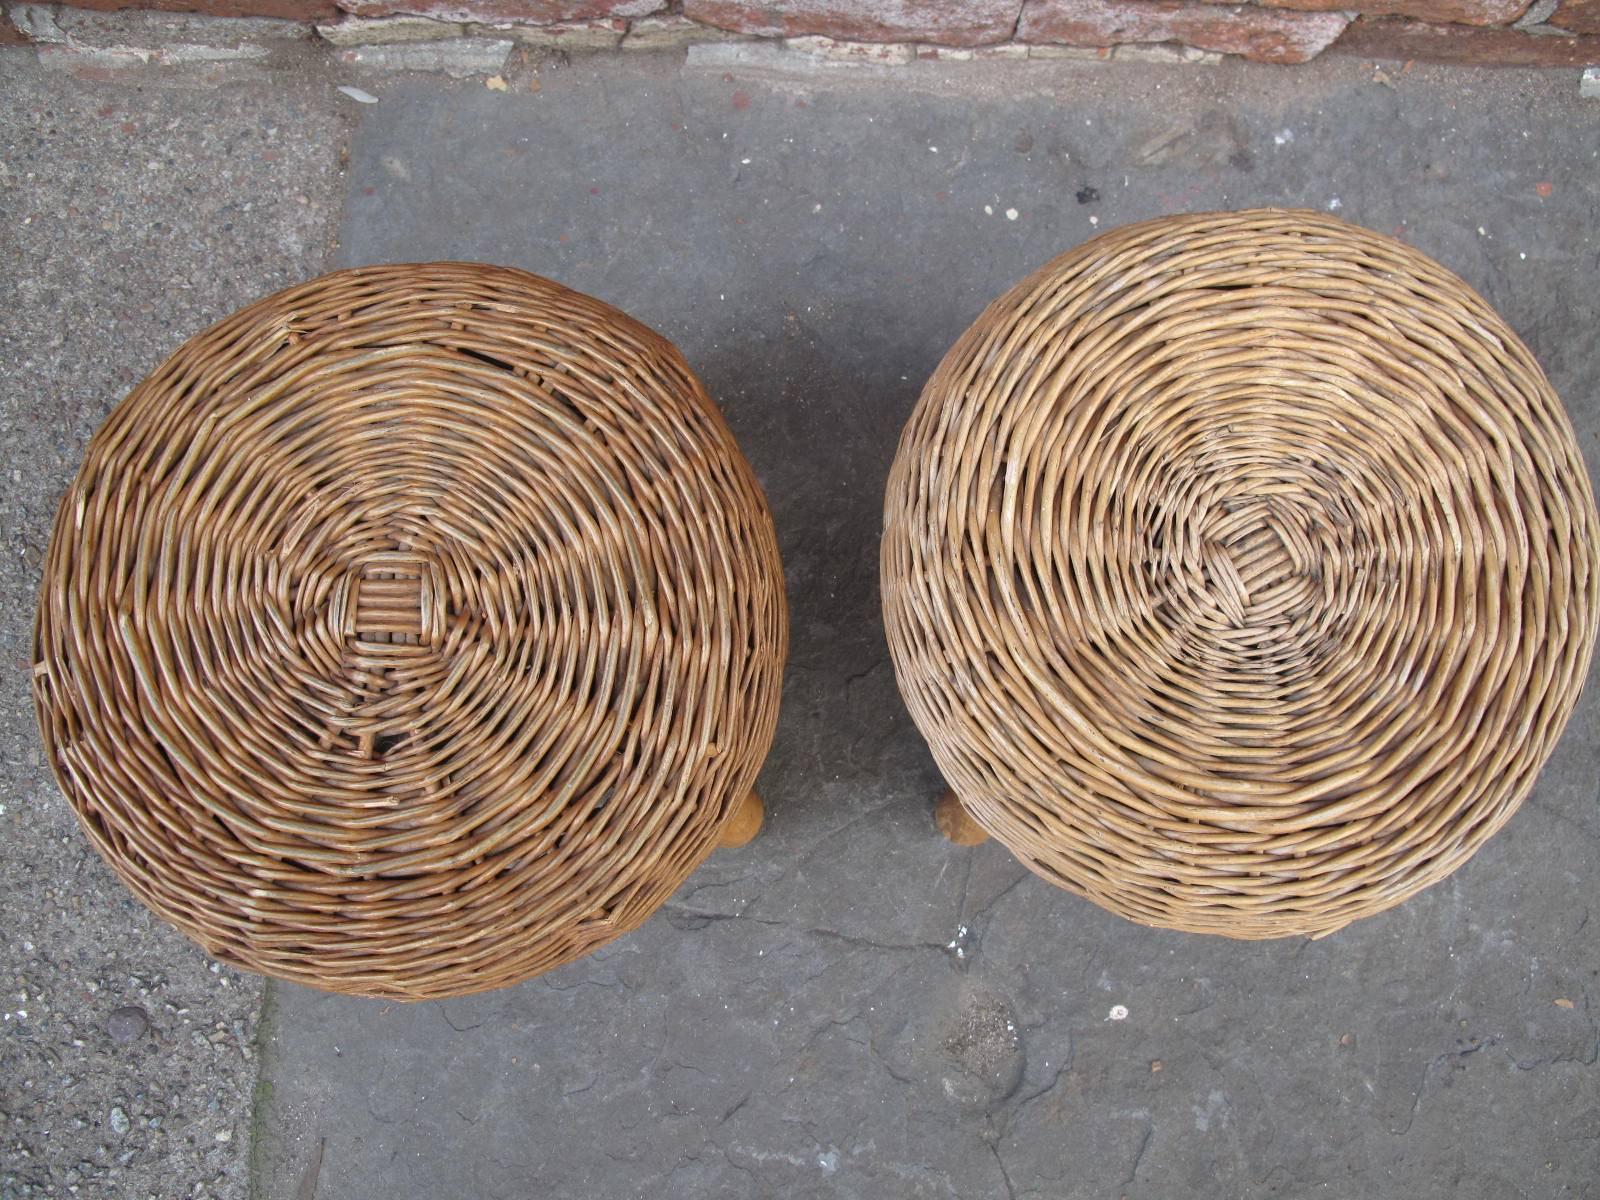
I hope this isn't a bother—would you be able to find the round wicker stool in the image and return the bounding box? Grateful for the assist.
[882,210,1599,939]
[34,263,787,998]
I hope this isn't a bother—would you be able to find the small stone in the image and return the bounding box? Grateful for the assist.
[477,20,625,51]
[316,15,463,46]
[340,0,660,14]
[1020,0,1348,64]
[1554,997,1575,1008]
[107,1006,148,1044]
[683,0,1017,47]
[1026,43,1104,58]
[624,14,743,50]
[1113,41,1219,62]
[10,5,68,43]
[215,1129,232,1142]
[1150,1059,1163,1072]
[974,42,1030,59]
[108,1107,130,1136]
[783,34,915,65]
[337,41,513,79]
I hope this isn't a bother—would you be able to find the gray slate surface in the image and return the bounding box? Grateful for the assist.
[252,53,1600,1200]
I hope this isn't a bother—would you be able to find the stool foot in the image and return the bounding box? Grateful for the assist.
[718,790,765,849]
[934,789,988,846]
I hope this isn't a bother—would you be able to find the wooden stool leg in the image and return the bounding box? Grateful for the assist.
[934,788,988,846]
[717,790,765,849]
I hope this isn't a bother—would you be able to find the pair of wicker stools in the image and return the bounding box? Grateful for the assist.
[34,211,1599,1000]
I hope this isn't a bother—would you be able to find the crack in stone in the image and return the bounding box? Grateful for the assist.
[751,796,908,894]
[798,1011,869,1059]
[704,1133,759,1184]
[660,904,785,931]
[799,926,950,955]
[660,903,949,956]
[966,868,1030,926]
[1121,1122,1154,1191]
[435,1001,486,1033]
[363,1091,399,1128]
[562,1068,600,1098]
[987,1137,1019,1200]
[842,659,884,689]
[674,873,753,908]
[1397,1038,1498,1135]
[541,974,621,993]
[1006,1061,1069,1130]
[866,1031,916,1087]
[1503,1031,1600,1070]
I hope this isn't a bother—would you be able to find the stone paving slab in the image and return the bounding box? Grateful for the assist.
[252,54,1600,1200]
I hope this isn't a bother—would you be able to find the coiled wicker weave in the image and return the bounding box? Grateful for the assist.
[34,263,787,999]
[882,210,1599,939]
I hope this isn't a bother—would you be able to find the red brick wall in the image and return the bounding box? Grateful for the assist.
[8,0,1600,64]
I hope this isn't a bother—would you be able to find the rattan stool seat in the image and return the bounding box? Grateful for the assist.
[34,263,787,998]
[882,210,1599,939]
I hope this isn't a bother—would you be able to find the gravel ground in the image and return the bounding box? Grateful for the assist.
[0,45,345,1200]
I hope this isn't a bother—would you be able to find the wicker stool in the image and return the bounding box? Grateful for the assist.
[34,263,787,998]
[882,210,1599,939]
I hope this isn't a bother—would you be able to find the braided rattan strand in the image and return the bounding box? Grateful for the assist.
[34,262,787,999]
[882,210,1599,939]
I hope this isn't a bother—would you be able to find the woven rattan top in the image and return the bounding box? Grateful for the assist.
[882,209,1599,938]
[34,263,787,998]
